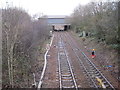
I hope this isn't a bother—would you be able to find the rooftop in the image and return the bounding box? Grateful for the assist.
[47,15,67,18]
[39,15,68,19]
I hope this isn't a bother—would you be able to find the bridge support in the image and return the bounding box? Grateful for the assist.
[52,26,55,31]
[64,25,71,31]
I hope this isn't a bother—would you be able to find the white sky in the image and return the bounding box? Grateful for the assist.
[1,0,93,16]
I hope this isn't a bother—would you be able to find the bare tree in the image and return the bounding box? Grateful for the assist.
[70,1,118,45]
[2,7,50,88]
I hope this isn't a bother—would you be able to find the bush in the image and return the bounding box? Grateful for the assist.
[109,44,120,50]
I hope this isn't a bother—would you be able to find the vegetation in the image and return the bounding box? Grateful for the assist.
[69,1,119,50]
[2,7,50,88]
[68,1,119,80]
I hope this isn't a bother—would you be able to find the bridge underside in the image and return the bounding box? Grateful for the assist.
[49,24,71,31]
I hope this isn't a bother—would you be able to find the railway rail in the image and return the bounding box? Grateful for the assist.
[57,34,78,89]
[38,31,115,89]
[62,31,115,89]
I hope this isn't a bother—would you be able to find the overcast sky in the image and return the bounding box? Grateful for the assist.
[1,0,93,16]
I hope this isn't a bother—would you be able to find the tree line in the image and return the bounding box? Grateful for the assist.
[2,7,50,88]
[69,1,119,50]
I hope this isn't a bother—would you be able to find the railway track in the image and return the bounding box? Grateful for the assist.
[38,31,115,89]
[57,34,78,89]
[62,31,115,89]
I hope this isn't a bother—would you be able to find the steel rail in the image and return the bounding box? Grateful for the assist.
[63,32,98,88]
[66,32,115,89]
[57,34,78,89]
[82,52,115,89]
[62,39,78,89]
[57,34,62,89]
[63,31,115,89]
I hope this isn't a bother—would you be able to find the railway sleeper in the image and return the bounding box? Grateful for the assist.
[92,70,98,73]
[95,73,100,76]
[94,71,99,73]
[104,84,110,88]
[62,80,73,83]
[62,72,71,74]
[62,76,72,79]
[61,68,70,72]
[60,62,68,64]
[59,53,65,55]
[62,85,74,88]
[100,79,106,82]
[91,68,97,71]
[62,78,73,82]
[61,65,69,68]
[86,71,91,74]
[60,55,66,58]
[62,82,74,87]
[60,61,68,63]
[89,65,94,67]
[61,69,70,72]
[61,68,70,70]
[102,81,107,84]
[62,74,71,77]
[62,79,73,82]
[95,75,102,79]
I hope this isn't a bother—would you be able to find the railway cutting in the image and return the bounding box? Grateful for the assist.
[38,31,118,89]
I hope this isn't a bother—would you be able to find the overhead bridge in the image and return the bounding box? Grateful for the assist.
[39,15,71,31]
